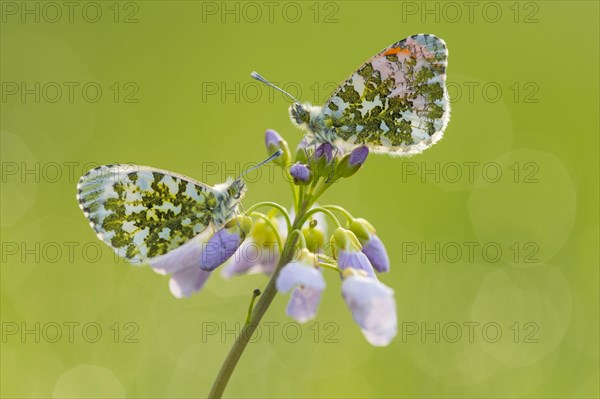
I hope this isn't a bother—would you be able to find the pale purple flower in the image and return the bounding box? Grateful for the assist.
[149,216,251,298]
[342,272,397,346]
[169,266,212,299]
[338,249,376,277]
[361,234,389,273]
[286,286,323,323]
[149,231,215,298]
[200,224,247,271]
[349,218,389,273]
[334,228,376,277]
[221,239,279,278]
[290,162,311,184]
[276,258,325,323]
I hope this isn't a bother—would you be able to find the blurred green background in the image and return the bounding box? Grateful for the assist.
[1,1,598,398]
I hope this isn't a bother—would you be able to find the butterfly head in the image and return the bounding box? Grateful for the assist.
[289,102,325,136]
[211,178,247,225]
[225,178,247,202]
[289,102,310,125]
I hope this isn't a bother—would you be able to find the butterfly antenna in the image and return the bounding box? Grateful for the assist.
[251,71,301,103]
[237,149,283,180]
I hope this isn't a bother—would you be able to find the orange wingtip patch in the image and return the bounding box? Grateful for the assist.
[384,47,411,56]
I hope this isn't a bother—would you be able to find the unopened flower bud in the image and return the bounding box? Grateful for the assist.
[315,142,334,163]
[336,146,369,178]
[289,162,311,185]
[265,129,290,167]
[332,227,375,277]
[312,142,337,179]
[349,218,389,272]
[302,220,326,253]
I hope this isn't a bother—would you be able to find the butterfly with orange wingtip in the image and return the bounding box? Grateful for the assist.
[253,34,450,156]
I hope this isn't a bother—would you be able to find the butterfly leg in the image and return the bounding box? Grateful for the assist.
[237,201,248,217]
[324,145,339,183]
[301,136,316,161]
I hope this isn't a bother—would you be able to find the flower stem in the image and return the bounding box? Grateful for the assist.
[207,210,307,399]
[317,262,342,274]
[245,289,261,325]
[322,205,355,223]
[245,201,292,232]
[298,207,342,229]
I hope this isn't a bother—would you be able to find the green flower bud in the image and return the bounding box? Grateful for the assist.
[349,218,375,242]
[251,216,279,246]
[333,227,362,251]
[302,221,326,253]
[224,215,253,236]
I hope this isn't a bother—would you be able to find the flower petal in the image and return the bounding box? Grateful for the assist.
[315,142,334,163]
[349,146,369,166]
[338,249,376,277]
[290,162,311,183]
[265,129,284,148]
[221,240,279,278]
[200,226,245,271]
[168,266,211,298]
[276,261,325,293]
[342,274,397,346]
[361,235,390,273]
[220,239,259,278]
[149,229,212,275]
[286,286,322,323]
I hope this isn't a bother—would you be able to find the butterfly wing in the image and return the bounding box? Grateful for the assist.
[77,164,220,264]
[322,34,450,156]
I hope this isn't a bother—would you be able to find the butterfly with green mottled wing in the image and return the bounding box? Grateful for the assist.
[253,33,450,157]
[76,151,281,270]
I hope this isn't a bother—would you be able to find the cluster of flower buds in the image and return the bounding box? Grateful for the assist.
[266,129,369,187]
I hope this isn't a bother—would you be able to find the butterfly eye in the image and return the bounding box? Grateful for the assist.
[290,103,309,125]
[233,192,241,200]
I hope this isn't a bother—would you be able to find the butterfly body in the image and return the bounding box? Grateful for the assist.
[288,34,450,156]
[77,164,246,264]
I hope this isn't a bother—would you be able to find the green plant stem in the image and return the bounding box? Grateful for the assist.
[285,168,299,212]
[308,181,334,206]
[207,207,307,399]
[299,207,342,229]
[317,262,342,274]
[245,289,261,324]
[287,228,307,250]
[322,205,354,223]
[245,201,292,232]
